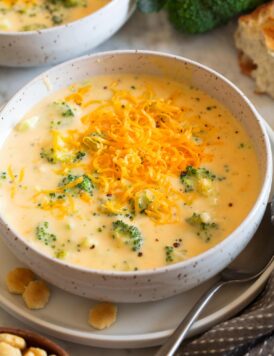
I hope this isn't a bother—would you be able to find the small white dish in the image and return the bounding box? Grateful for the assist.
[0,0,136,67]
[0,118,273,348]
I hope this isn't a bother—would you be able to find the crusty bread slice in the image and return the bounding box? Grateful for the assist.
[235,1,274,98]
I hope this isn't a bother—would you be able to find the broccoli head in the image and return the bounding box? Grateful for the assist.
[180,166,216,195]
[136,189,154,213]
[40,147,72,164]
[112,220,143,252]
[186,212,218,242]
[169,0,267,33]
[35,222,57,247]
[138,0,267,34]
[165,245,186,264]
[54,101,75,117]
[59,174,94,196]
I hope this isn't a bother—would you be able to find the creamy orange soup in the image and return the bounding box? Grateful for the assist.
[0,75,260,271]
[0,0,110,31]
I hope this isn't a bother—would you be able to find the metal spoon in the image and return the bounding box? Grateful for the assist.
[156,200,274,356]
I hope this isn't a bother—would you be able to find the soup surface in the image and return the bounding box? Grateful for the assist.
[0,74,260,271]
[0,0,110,31]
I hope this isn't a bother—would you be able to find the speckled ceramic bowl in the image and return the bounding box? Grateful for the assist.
[0,0,135,67]
[0,51,272,302]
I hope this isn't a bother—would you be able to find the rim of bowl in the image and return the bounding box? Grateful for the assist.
[0,0,122,35]
[0,50,272,277]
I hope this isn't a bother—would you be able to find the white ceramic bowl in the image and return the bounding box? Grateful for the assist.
[0,0,135,67]
[0,51,272,302]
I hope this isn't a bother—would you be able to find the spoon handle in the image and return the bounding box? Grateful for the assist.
[155,281,224,356]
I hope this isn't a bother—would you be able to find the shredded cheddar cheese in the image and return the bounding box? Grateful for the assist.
[34,83,209,224]
[19,168,25,183]
[7,165,25,199]
[7,165,15,181]
[66,84,92,106]
[2,0,37,7]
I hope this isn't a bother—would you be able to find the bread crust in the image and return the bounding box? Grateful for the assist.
[235,1,274,98]
[238,51,257,76]
[239,1,274,52]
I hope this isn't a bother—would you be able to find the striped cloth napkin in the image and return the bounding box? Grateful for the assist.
[179,272,274,356]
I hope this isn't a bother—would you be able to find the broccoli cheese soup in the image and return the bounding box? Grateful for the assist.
[0,0,110,31]
[0,74,261,271]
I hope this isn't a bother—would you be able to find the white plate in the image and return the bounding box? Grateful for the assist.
[0,122,273,349]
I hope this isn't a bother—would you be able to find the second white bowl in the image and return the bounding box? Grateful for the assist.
[0,0,135,67]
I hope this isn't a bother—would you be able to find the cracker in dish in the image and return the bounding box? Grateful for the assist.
[6,267,51,310]
[0,333,26,350]
[0,331,58,355]
[88,302,117,330]
[235,1,274,98]
[0,341,21,356]
[22,280,50,310]
[23,347,47,356]
[6,268,36,295]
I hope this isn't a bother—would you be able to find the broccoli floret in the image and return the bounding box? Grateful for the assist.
[138,0,267,33]
[52,14,63,25]
[78,175,94,195]
[112,220,143,252]
[54,101,75,117]
[180,166,216,195]
[59,174,94,196]
[186,212,218,242]
[40,147,71,164]
[137,189,154,213]
[180,166,198,192]
[165,245,186,263]
[165,246,174,262]
[40,148,57,164]
[128,190,154,215]
[50,101,76,128]
[48,192,66,201]
[59,174,75,186]
[35,222,57,246]
[73,151,86,162]
[0,171,6,180]
[40,147,84,165]
[168,0,267,33]
[55,249,67,259]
